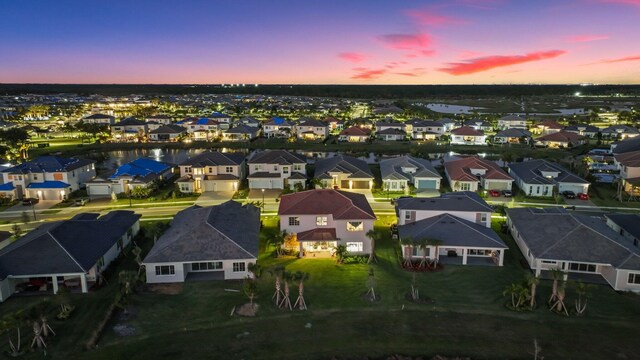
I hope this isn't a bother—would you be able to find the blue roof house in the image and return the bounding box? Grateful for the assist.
[86,158,175,197]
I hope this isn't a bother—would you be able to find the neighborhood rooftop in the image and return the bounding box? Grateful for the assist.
[278,189,375,219]
[396,191,493,213]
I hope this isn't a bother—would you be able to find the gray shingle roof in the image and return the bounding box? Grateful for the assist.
[398,213,507,249]
[508,159,589,185]
[179,151,245,167]
[248,150,307,165]
[143,201,260,263]
[314,155,373,179]
[507,208,640,270]
[380,155,440,181]
[397,191,493,212]
[0,211,141,279]
[604,214,640,241]
[495,128,531,138]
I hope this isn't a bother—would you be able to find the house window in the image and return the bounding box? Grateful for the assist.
[569,263,597,273]
[273,165,278,171]
[541,260,557,264]
[347,221,363,231]
[628,273,640,284]
[288,217,300,226]
[33,175,38,180]
[460,182,471,191]
[192,262,223,271]
[232,262,246,272]
[283,167,289,174]
[316,216,328,226]
[225,166,233,173]
[404,211,414,221]
[480,213,488,223]
[346,242,363,252]
[293,164,302,171]
[155,265,175,276]
[180,184,190,192]
[208,167,213,173]
[185,167,192,173]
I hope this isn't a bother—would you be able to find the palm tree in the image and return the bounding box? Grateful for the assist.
[418,238,430,269]
[333,244,348,264]
[548,269,564,305]
[574,281,590,316]
[527,274,540,309]
[428,239,443,269]
[366,229,377,264]
[503,283,522,309]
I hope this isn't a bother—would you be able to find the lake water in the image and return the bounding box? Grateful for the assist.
[425,103,485,114]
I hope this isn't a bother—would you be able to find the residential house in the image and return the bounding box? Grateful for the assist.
[535,130,585,148]
[398,213,507,266]
[210,112,233,130]
[601,125,640,140]
[148,124,186,142]
[437,118,457,132]
[247,150,307,190]
[497,115,527,130]
[380,155,441,192]
[564,124,600,138]
[110,117,148,141]
[184,118,220,141]
[444,156,513,192]
[222,124,259,142]
[375,121,405,133]
[143,201,259,283]
[463,119,492,132]
[338,126,371,142]
[295,118,329,140]
[614,150,640,196]
[494,128,531,144]
[0,211,141,302]
[86,158,174,197]
[508,159,590,197]
[377,128,407,141]
[278,189,376,256]
[396,191,493,228]
[176,151,246,193]
[0,156,95,200]
[82,113,115,125]
[605,214,640,248]
[406,119,445,140]
[145,114,172,125]
[450,126,487,145]
[612,136,640,154]
[313,155,374,190]
[263,117,295,138]
[506,208,640,292]
[145,121,164,132]
[324,117,345,132]
[239,116,261,128]
[532,120,563,135]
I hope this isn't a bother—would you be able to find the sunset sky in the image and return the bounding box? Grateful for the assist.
[1,0,640,84]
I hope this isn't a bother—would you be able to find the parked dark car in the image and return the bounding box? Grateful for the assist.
[501,190,513,197]
[562,190,576,199]
[22,198,39,206]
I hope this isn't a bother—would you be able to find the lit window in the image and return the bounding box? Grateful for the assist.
[347,221,363,231]
[346,242,363,252]
[569,263,596,273]
[628,273,640,284]
[232,262,246,272]
[288,217,300,226]
[283,167,289,174]
[155,265,175,276]
[316,216,328,226]
[192,262,223,271]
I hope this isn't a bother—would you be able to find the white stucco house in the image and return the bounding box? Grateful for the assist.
[247,150,307,190]
[450,126,487,146]
[143,201,259,283]
[508,159,590,197]
[395,192,493,228]
[380,155,441,192]
[176,151,246,193]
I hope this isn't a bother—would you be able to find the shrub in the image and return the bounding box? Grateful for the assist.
[343,255,368,264]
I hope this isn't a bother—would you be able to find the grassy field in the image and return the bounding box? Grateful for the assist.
[0,216,633,359]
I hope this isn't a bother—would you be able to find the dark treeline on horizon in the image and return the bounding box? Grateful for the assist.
[1,84,640,98]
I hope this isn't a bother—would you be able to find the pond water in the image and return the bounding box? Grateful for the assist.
[425,103,485,114]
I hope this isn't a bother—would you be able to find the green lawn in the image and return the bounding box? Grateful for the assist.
[590,183,640,209]
[3,218,639,359]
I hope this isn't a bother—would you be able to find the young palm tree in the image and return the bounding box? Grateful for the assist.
[418,238,430,270]
[527,274,540,309]
[333,244,348,264]
[428,238,443,269]
[503,283,522,309]
[548,269,564,305]
[366,229,377,264]
[574,281,590,316]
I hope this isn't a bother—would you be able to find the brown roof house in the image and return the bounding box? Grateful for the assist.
[278,189,376,257]
[450,126,487,146]
[535,130,585,148]
[338,126,371,142]
[444,156,513,192]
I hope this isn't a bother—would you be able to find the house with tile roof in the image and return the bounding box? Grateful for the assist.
[601,125,640,140]
[110,117,147,141]
[81,113,115,125]
[239,116,261,128]
[532,120,563,135]
[145,114,172,125]
[0,210,141,302]
[463,119,492,132]
[295,118,329,140]
[377,128,407,141]
[535,130,585,148]
[493,128,531,144]
[263,117,295,138]
[86,158,174,197]
[247,150,307,190]
[148,124,187,142]
[210,112,233,130]
[313,155,374,190]
[564,124,600,138]
[143,201,260,283]
[396,191,493,227]
[380,155,441,192]
[605,213,640,249]
[614,150,640,196]
[182,118,220,141]
[278,189,376,256]
[338,126,371,142]
[222,124,259,142]
[444,156,513,192]
[450,126,487,145]
[398,213,507,266]
[406,119,445,140]
[508,159,590,197]
[436,118,457,132]
[0,156,95,200]
[176,151,246,193]
[506,208,640,292]
[497,115,527,130]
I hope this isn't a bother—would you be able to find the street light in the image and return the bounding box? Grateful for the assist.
[261,188,265,211]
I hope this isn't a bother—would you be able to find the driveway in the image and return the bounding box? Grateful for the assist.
[415,189,440,198]
[564,197,597,207]
[194,191,235,206]
[0,200,60,219]
[341,189,374,201]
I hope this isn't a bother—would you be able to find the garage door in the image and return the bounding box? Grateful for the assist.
[485,181,510,191]
[340,180,350,188]
[351,180,370,189]
[249,178,283,189]
[558,184,585,194]
[88,184,111,196]
[416,179,437,189]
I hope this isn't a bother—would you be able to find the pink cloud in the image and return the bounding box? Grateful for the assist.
[377,33,432,51]
[338,52,368,63]
[351,68,388,80]
[404,9,465,26]
[566,34,609,43]
[439,50,567,75]
[600,55,640,63]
